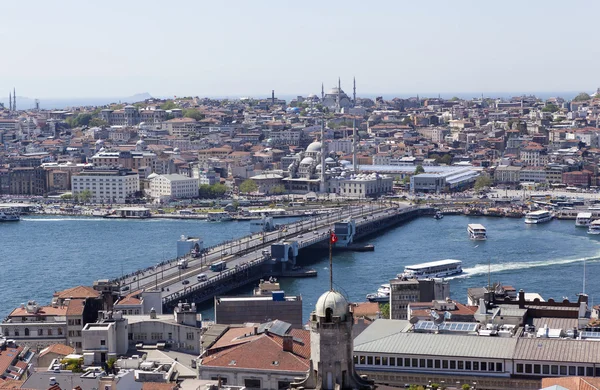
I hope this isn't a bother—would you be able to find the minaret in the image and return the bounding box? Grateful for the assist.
[321,83,324,100]
[352,118,358,172]
[13,88,16,112]
[320,120,327,193]
[336,77,341,113]
[8,92,12,111]
[353,77,356,106]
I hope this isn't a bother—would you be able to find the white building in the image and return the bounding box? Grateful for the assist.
[82,311,128,365]
[149,173,198,202]
[72,168,140,204]
[334,173,393,199]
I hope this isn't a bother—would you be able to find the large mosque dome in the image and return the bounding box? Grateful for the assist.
[306,141,322,153]
[315,290,349,320]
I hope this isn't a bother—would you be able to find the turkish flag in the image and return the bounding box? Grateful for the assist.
[330,232,338,244]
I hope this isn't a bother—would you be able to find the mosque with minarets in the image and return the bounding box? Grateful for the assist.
[283,122,393,198]
[321,78,356,113]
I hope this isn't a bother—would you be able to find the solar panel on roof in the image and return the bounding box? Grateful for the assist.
[414,320,477,332]
[269,320,291,337]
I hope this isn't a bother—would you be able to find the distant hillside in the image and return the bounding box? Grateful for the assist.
[0,92,154,110]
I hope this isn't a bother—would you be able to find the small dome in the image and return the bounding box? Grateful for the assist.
[173,147,180,153]
[300,157,314,165]
[136,139,145,146]
[95,139,104,145]
[325,157,335,163]
[147,173,159,179]
[315,290,349,320]
[306,141,322,153]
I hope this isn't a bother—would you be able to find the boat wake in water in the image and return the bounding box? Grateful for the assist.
[448,254,600,279]
[21,217,108,222]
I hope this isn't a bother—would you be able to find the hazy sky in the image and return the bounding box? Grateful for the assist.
[2,0,600,99]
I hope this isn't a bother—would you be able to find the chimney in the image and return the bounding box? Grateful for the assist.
[253,326,258,335]
[282,335,293,353]
[518,289,525,309]
[271,90,275,104]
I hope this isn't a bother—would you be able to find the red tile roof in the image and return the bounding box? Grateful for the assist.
[66,299,85,316]
[39,343,75,358]
[202,329,310,373]
[53,286,100,300]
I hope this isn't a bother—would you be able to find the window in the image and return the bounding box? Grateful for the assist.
[465,361,471,370]
[58,328,62,335]
[100,339,106,346]
[442,360,448,369]
[542,365,550,375]
[427,359,433,368]
[450,361,456,370]
[560,366,567,375]
[435,360,441,369]
[14,331,18,336]
[412,359,418,368]
[481,362,487,371]
[375,357,381,366]
[587,367,594,377]
[367,356,373,365]
[244,379,260,389]
[458,361,464,370]
[359,356,365,365]
[278,381,291,389]
[569,366,576,376]
[186,332,194,340]
[473,361,479,371]
[516,364,523,373]
[419,359,425,368]
[24,328,29,336]
[551,365,558,375]
[47,329,52,336]
[404,358,410,367]
[168,332,172,340]
[382,357,388,366]
[496,362,503,372]
[353,356,358,364]
[38,329,43,336]
[578,367,585,376]
[389,357,396,366]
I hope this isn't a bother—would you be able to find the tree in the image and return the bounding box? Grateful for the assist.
[61,357,84,373]
[573,92,591,102]
[474,174,493,191]
[79,189,92,204]
[542,104,559,113]
[462,385,471,390]
[61,193,73,201]
[89,118,108,128]
[439,154,453,165]
[270,185,286,195]
[239,179,258,194]
[160,100,177,110]
[414,165,425,175]
[379,303,390,319]
[183,108,205,121]
[199,183,227,199]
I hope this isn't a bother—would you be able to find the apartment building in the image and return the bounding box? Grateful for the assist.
[71,167,140,204]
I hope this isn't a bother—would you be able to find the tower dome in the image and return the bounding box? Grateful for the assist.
[315,290,349,320]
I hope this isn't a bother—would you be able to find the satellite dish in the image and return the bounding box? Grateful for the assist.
[409,317,419,325]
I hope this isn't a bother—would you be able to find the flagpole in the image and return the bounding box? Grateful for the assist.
[329,229,333,291]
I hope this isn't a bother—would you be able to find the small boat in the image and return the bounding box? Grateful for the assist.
[433,211,444,220]
[0,209,20,222]
[467,224,487,240]
[366,284,390,302]
[524,210,553,224]
[576,212,593,227]
[588,220,600,235]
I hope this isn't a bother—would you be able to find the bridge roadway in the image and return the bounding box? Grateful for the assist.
[114,203,392,295]
[155,203,420,308]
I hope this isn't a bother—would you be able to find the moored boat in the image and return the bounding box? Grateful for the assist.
[576,212,593,227]
[366,283,390,302]
[0,209,20,222]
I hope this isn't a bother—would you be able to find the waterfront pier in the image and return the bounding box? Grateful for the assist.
[110,203,428,312]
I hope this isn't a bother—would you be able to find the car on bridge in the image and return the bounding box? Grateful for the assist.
[182,280,190,285]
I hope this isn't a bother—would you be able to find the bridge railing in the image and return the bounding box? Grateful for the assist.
[161,255,267,305]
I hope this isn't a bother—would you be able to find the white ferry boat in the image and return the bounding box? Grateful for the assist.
[467,224,487,240]
[397,259,463,280]
[524,210,553,224]
[366,284,390,303]
[576,212,593,227]
[207,212,233,222]
[0,209,20,222]
[588,220,600,235]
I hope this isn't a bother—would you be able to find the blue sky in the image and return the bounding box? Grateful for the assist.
[2,0,600,99]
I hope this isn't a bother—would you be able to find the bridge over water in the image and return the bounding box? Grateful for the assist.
[110,203,429,311]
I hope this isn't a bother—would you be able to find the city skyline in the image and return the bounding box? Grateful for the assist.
[2,0,600,99]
